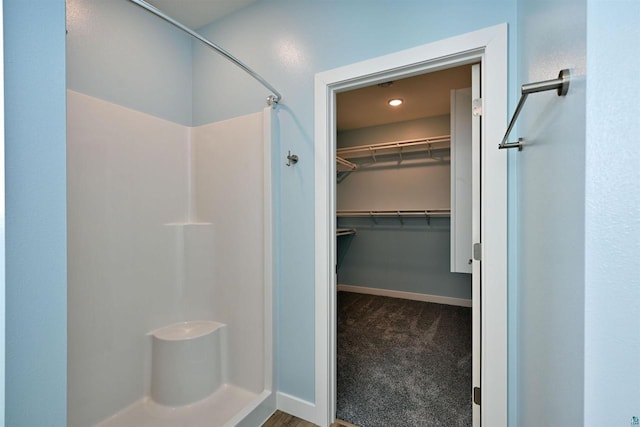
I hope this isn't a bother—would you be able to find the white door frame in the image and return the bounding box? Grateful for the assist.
[314,24,508,427]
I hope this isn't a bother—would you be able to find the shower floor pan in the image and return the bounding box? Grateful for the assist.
[95,385,268,427]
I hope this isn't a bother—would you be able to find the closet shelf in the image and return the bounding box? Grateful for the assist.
[336,135,450,163]
[337,209,450,218]
[336,228,357,237]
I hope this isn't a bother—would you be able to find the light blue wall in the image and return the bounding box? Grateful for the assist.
[4,0,67,425]
[516,0,586,425]
[584,1,640,424]
[0,4,5,422]
[194,0,517,403]
[66,0,193,125]
[337,218,471,300]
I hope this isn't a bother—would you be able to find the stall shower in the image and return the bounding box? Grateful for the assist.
[66,1,278,425]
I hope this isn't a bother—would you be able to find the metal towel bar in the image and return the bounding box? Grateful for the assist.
[499,69,570,150]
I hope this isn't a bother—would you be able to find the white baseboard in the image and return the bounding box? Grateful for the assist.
[276,392,316,424]
[337,284,472,307]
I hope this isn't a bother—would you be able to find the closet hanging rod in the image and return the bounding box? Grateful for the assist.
[499,69,570,150]
[127,0,282,106]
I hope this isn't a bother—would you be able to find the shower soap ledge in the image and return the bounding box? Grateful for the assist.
[164,222,212,226]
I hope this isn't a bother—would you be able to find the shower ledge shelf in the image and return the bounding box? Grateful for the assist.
[164,222,213,226]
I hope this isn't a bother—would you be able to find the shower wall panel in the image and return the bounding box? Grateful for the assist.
[68,90,269,425]
[191,112,266,394]
[67,90,189,427]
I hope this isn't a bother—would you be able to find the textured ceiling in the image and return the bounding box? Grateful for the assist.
[145,0,259,29]
[337,64,474,131]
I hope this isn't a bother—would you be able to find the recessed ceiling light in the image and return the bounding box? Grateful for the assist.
[388,98,403,107]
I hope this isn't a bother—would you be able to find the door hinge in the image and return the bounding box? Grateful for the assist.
[473,243,482,261]
[472,98,483,116]
[473,387,481,405]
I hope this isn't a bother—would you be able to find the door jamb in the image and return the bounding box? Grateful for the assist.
[313,23,508,427]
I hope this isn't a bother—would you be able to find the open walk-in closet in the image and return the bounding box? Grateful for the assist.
[334,64,477,427]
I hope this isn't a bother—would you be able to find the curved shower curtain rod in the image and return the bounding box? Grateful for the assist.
[127,0,282,106]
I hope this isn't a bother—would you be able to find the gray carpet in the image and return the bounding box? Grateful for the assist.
[336,292,472,427]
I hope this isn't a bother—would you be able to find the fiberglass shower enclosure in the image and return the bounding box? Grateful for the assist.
[67,1,277,425]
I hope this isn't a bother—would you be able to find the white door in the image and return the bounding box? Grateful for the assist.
[451,86,473,275]
[451,65,481,425]
[471,63,481,427]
